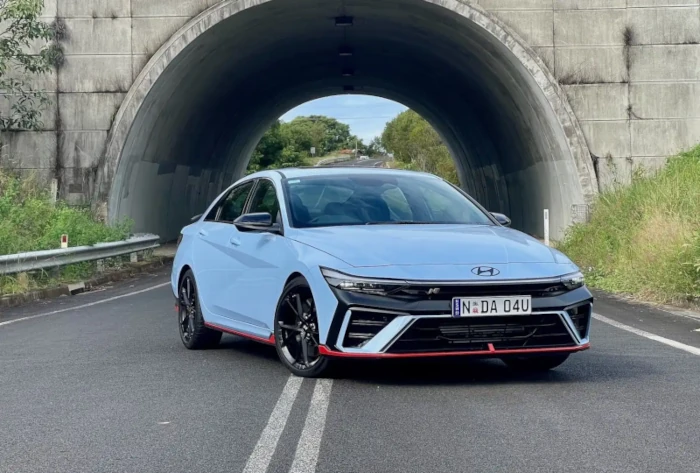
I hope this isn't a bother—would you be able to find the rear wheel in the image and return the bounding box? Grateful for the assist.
[274,277,332,378]
[178,270,222,349]
[502,353,570,372]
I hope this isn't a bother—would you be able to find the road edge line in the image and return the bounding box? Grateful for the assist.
[593,312,700,356]
[0,282,170,328]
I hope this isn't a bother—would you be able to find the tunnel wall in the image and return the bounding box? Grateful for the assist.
[1,0,699,240]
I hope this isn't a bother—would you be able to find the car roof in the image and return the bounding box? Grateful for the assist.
[250,166,439,181]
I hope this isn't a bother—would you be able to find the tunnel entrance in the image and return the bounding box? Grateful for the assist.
[98,0,597,241]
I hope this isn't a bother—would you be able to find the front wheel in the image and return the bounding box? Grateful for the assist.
[274,277,332,378]
[502,353,570,372]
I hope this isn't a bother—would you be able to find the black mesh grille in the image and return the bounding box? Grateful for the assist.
[567,303,591,339]
[387,313,576,354]
[392,281,568,300]
[342,310,397,348]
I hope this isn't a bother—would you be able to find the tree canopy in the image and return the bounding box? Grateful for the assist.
[381,110,458,185]
[0,0,62,130]
[248,115,363,173]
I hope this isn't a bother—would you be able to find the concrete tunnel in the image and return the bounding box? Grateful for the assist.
[98,0,599,242]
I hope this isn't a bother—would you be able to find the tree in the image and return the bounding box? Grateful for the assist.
[0,0,62,131]
[381,110,459,184]
[365,136,384,157]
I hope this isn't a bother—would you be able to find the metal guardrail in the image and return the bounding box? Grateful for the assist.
[0,234,161,275]
[315,156,353,166]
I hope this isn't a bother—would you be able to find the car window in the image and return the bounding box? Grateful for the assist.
[217,181,254,223]
[283,173,493,228]
[247,180,281,222]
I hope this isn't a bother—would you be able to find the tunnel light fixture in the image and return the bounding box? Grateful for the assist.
[338,45,354,57]
[341,68,355,77]
[335,16,353,27]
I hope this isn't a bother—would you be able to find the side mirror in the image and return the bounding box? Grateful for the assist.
[491,212,511,227]
[234,212,282,234]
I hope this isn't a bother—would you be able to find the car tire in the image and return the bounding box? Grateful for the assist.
[274,276,332,378]
[502,353,570,372]
[178,269,222,350]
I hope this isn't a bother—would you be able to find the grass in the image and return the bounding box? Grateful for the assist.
[556,144,700,306]
[0,170,133,295]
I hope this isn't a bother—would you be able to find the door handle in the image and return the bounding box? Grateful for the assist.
[198,229,208,237]
[229,237,241,246]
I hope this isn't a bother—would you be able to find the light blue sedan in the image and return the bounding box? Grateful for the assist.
[172,168,592,377]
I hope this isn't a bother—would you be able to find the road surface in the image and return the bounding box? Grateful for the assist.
[1,267,700,473]
[325,158,387,168]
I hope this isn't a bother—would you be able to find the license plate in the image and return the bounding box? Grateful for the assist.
[452,296,532,317]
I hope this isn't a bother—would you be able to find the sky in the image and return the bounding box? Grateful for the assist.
[279,95,407,143]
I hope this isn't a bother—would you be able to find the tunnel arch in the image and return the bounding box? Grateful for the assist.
[98,0,597,241]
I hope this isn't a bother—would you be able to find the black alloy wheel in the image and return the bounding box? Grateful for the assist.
[274,277,332,377]
[178,270,222,349]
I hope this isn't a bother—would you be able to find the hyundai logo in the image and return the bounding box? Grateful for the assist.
[472,266,500,277]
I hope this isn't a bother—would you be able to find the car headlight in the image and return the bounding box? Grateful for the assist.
[561,271,585,290]
[321,268,408,296]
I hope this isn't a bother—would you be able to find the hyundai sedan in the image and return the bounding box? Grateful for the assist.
[172,168,592,377]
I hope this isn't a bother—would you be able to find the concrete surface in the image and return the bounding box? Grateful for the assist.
[1,268,700,473]
[1,0,699,241]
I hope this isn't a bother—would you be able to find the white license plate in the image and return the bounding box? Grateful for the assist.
[452,296,532,317]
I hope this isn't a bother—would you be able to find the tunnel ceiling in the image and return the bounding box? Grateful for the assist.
[101,0,597,241]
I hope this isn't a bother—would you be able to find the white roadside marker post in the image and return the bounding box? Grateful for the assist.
[60,234,68,249]
[543,209,550,246]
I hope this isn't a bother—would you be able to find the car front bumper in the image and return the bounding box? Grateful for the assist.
[320,284,593,359]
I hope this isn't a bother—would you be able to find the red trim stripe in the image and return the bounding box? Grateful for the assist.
[318,343,590,359]
[205,322,275,345]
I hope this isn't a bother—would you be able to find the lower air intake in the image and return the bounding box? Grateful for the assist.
[387,313,576,354]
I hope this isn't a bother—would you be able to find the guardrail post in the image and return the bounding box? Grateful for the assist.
[130,252,138,263]
[96,259,105,273]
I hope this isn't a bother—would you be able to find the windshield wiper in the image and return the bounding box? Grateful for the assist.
[365,221,433,225]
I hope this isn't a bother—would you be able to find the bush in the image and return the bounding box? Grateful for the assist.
[557,144,700,305]
[0,171,132,255]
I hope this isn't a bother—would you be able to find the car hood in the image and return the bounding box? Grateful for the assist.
[289,224,566,268]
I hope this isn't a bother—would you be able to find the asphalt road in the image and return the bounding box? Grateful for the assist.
[325,158,386,168]
[2,267,700,473]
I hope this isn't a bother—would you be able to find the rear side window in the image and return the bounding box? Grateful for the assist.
[216,181,254,223]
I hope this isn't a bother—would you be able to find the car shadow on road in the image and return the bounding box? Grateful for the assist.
[328,353,654,387]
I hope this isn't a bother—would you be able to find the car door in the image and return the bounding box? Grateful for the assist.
[232,178,297,331]
[192,179,263,328]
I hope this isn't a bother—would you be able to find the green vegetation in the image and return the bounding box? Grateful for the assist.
[1,0,63,131]
[248,115,365,173]
[381,110,459,185]
[0,170,133,295]
[557,145,700,306]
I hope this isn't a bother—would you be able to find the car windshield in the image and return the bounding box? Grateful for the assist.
[283,173,494,228]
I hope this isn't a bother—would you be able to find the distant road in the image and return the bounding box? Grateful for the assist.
[325,157,387,168]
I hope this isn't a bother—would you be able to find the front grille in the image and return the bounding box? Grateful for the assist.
[387,313,576,354]
[391,281,568,300]
[567,303,591,339]
[342,310,397,348]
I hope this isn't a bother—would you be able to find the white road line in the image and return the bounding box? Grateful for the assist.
[594,313,700,356]
[289,379,333,473]
[0,282,170,328]
[243,375,304,473]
